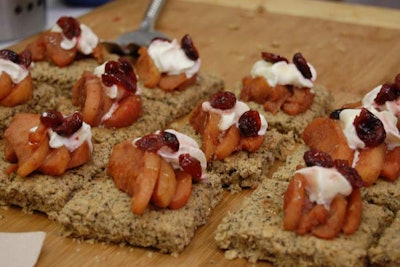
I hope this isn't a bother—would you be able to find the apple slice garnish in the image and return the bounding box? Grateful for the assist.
[0,75,33,107]
[169,170,192,210]
[102,95,142,128]
[39,146,70,176]
[0,73,12,100]
[151,158,177,208]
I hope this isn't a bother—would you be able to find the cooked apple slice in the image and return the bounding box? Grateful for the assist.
[39,146,70,176]
[342,188,362,235]
[17,135,50,177]
[296,204,328,235]
[107,141,144,196]
[282,87,315,115]
[159,73,188,91]
[131,151,161,215]
[102,95,142,128]
[0,72,12,100]
[43,32,76,67]
[380,147,400,181]
[3,143,17,163]
[355,143,386,186]
[82,76,103,126]
[302,117,354,163]
[189,104,207,134]
[214,125,240,160]
[67,142,91,169]
[202,112,221,161]
[240,76,271,102]
[151,158,177,208]
[240,135,265,152]
[0,75,33,107]
[311,194,347,239]
[169,170,192,210]
[135,47,161,88]
[263,84,292,114]
[72,71,92,107]
[283,173,306,231]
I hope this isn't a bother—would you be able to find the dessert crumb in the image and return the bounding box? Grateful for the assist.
[225,250,238,260]
[147,251,153,258]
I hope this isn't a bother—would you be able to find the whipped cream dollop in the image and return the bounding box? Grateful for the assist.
[250,60,317,88]
[295,166,352,209]
[362,84,400,118]
[51,24,99,55]
[48,122,93,153]
[338,109,366,150]
[202,100,268,135]
[148,39,201,78]
[146,129,207,179]
[94,62,118,99]
[0,58,29,84]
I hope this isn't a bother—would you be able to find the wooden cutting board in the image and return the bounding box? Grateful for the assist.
[2,0,400,266]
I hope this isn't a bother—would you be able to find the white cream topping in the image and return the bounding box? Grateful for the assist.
[362,84,400,118]
[250,60,317,88]
[202,100,268,135]
[147,39,201,78]
[338,109,365,150]
[94,62,119,99]
[296,166,352,209]
[51,23,98,55]
[48,122,93,153]
[0,58,29,84]
[136,129,207,179]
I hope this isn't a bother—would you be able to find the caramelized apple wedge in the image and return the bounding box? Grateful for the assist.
[17,136,50,177]
[302,117,354,163]
[0,75,33,107]
[202,112,221,162]
[151,158,177,208]
[169,170,192,210]
[355,143,386,186]
[102,95,142,128]
[283,173,306,231]
[43,32,77,67]
[135,47,161,88]
[67,141,91,169]
[380,147,400,181]
[82,76,104,126]
[214,125,240,160]
[342,188,362,235]
[159,73,188,91]
[131,152,161,215]
[39,146,70,176]
[0,73,12,100]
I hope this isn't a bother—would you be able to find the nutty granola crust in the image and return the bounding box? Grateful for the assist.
[56,173,223,253]
[368,212,400,266]
[215,178,394,266]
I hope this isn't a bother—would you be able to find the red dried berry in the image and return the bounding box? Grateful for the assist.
[53,112,83,137]
[374,82,400,105]
[102,58,137,94]
[238,110,261,137]
[293,52,312,79]
[57,16,81,39]
[179,153,202,180]
[329,108,345,120]
[261,52,288,63]
[353,108,386,147]
[161,131,180,152]
[135,133,164,152]
[303,149,334,168]
[181,34,199,61]
[40,110,64,128]
[334,159,364,188]
[209,91,236,110]
[0,49,20,63]
[19,49,32,69]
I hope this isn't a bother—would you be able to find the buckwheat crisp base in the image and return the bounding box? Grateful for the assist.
[368,212,400,266]
[57,172,223,253]
[233,84,333,139]
[215,178,394,266]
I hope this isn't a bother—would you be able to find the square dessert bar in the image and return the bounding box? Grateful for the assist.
[57,172,223,253]
[214,178,394,266]
[368,212,400,266]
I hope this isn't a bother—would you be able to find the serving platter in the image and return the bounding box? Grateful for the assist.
[1,0,400,266]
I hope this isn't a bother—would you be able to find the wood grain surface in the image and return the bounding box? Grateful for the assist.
[2,0,400,266]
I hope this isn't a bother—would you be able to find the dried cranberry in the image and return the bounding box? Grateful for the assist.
[209,91,236,110]
[293,52,312,79]
[161,131,180,152]
[329,108,346,120]
[181,34,199,61]
[353,108,386,147]
[0,49,20,63]
[102,58,137,94]
[303,149,334,168]
[19,49,32,69]
[374,82,400,105]
[179,153,202,180]
[57,16,81,39]
[40,110,64,128]
[53,112,83,137]
[261,52,288,63]
[135,134,164,152]
[334,159,364,188]
[238,110,261,137]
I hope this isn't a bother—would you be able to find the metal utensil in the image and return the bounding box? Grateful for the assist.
[102,0,167,56]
